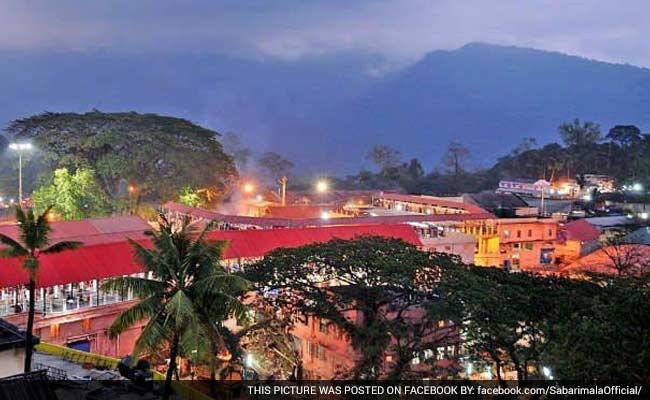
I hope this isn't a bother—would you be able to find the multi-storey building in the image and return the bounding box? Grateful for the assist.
[368,193,559,270]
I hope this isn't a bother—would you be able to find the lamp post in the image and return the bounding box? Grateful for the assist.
[9,143,32,206]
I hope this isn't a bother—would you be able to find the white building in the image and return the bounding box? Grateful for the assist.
[497,179,551,198]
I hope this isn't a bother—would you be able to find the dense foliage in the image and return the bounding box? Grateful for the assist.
[243,237,650,381]
[444,265,650,382]
[245,237,465,379]
[338,120,650,195]
[4,111,237,203]
[32,168,112,219]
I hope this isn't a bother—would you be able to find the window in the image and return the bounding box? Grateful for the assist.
[412,355,421,365]
[513,243,521,250]
[423,349,434,360]
[548,229,553,237]
[437,320,446,328]
[524,243,534,250]
[516,230,521,238]
[512,254,520,267]
[503,230,510,238]
[447,345,455,356]
[436,347,445,360]
[82,318,91,331]
[385,355,393,362]
[528,229,532,237]
[316,345,326,360]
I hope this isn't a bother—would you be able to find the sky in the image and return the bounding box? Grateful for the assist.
[1,0,649,69]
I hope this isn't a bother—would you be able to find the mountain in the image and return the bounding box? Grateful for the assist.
[2,43,650,174]
[329,43,650,170]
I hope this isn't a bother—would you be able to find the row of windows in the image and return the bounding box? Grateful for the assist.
[410,345,457,365]
[513,242,534,251]
[503,228,554,239]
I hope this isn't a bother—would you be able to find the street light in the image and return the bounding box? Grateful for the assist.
[9,142,32,205]
[315,179,329,193]
[242,182,255,195]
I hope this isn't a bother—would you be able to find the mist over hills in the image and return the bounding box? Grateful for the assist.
[2,43,650,173]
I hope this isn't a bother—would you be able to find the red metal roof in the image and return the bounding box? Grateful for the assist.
[0,224,421,288]
[375,193,487,214]
[162,202,494,227]
[564,219,600,242]
[0,216,151,246]
[206,224,421,259]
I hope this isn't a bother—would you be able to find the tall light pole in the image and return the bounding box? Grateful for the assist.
[9,143,32,206]
[278,176,288,206]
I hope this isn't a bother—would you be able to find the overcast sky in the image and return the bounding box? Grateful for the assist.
[1,0,648,68]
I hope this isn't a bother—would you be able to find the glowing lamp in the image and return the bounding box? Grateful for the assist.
[315,180,329,193]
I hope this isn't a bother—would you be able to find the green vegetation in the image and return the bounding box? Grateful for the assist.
[444,264,650,382]
[245,237,463,379]
[32,168,112,220]
[3,111,237,205]
[243,237,650,381]
[105,216,248,399]
[339,119,650,195]
[0,207,82,373]
[178,185,202,208]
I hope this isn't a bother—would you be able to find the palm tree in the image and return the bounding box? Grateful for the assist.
[105,216,248,400]
[0,206,82,372]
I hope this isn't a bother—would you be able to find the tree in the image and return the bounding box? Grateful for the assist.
[31,168,112,220]
[245,236,463,379]
[6,111,237,202]
[558,118,601,147]
[442,141,470,175]
[0,207,82,372]
[406,158,424,180]
[178,186,202,208]
[257,152,294,179]
[365,145,402,171]
[105,216,248,400]
[543,275,650,381]
[599,230,649,276]
[607,125,642,148]
[443,266,577,383]
[511,137,538,156]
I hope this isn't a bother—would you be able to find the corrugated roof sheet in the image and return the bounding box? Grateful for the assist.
[0,224,421,288]
[162,202,494,227]
[0,216,151,246]
[376,193,487,214]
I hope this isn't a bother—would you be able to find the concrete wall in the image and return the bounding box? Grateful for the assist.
[3,301,146,359]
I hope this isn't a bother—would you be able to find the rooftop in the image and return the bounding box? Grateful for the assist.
[563,219,600,242]
[162,201,494,227]
[463,191,528,211]
[0,216,151,246]
[1,223,422,288]
[374,192,487,214]
[0,319,25,351]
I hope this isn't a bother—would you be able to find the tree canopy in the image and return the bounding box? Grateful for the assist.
[5,111,237,202]
[32,168,112,220]
[338,119,650,195]
[245,236,463,379]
